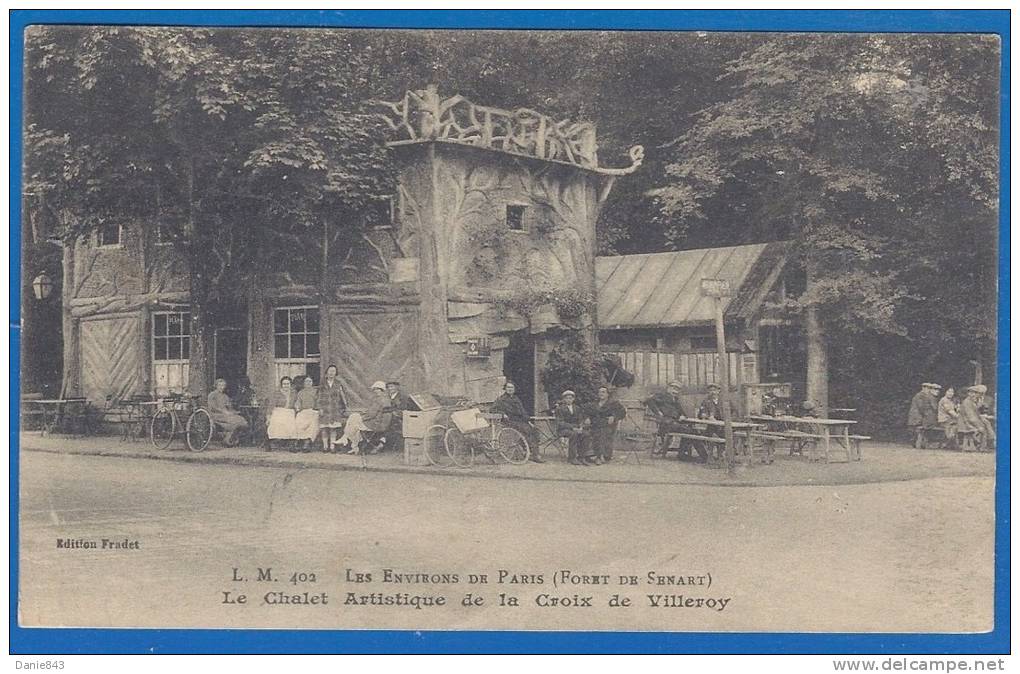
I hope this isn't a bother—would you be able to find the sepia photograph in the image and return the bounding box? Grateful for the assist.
[13,10,1006,651]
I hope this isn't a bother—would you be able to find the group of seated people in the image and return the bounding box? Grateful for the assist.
[208,365,413,453]
[487,381,630,465]
[909,382,995,450]
[534,385,628,466]
[644,380,739,462]
[555,386,629,466]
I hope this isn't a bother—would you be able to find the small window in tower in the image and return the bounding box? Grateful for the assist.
[506,204,527,232]
[97,222,122,247]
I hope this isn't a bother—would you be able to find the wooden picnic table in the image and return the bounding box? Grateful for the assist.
[749,415,859,462]
[664,418,766,467]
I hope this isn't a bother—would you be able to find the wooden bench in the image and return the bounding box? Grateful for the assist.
[914,426,945,449]
[847,434,870,460]
[956,429,979,452]
[665,432,725,463]
[669,433,726,445]
[741,431,780,464]
[781,430,821,457]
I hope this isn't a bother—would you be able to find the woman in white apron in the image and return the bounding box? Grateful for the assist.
[266,376,297,449]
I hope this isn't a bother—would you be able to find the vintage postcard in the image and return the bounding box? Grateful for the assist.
[14,15,1005,645]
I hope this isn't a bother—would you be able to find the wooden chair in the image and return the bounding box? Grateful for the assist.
[61,398,94,437]
[530,412,567,460]
[612,424,644,465]
[99,394,152,441]
[20,397,48,432]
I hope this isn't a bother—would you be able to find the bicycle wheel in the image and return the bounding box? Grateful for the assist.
[496,426,530,465]
[149,409,176,450]
[444,427,474,468]
[186,408,214,452]
[423,424,449,466]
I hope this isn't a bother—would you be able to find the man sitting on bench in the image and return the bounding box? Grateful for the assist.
[696,383,739,462]
[958,384,995,451]
[645,381,692,459]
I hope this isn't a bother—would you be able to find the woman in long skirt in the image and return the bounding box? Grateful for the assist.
[293,375,320,450]
[316,364,348,451]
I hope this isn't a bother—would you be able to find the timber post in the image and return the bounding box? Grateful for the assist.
[702,278,735,475]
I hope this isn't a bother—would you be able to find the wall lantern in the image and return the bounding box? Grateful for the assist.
[32,273,54,301]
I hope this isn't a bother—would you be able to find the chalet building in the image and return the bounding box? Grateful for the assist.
[596,241,801,415]
[61,87,645,412]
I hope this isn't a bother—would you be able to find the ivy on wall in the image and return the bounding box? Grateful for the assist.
[495,284,595,322]
[540,331,635,404]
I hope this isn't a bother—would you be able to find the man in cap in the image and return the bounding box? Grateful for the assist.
[907,383,939,448]
[384,380,413,453]
[958,384,995,451]
[697,383,739,423]
[645,380,691,458]
[555,390,591,465]
[695,383,740,462]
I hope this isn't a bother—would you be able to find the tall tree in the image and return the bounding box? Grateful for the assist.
[24,26,395,395]
[650,33,999,414]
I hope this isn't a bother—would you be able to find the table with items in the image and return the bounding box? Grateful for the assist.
[23,398,91,436]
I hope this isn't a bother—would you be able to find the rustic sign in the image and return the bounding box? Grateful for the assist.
[700,278,732,297]
[465,337,491,359]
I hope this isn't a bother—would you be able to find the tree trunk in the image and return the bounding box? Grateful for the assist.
[188,287,214,399]
[418,144,452,395]
[185,158,214,399]
[59,241,79,398]
[248,269,272,399]
[804,262,829,416]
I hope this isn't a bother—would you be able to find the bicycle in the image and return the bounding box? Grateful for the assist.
[148,394,218,452]
[423,423,452,466]
[443,411,530,468]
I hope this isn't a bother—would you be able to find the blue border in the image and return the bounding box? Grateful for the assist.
[9,9,1010,655]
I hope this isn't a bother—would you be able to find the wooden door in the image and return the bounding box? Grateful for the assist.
[80,315,141,404]
[326,309,423,407]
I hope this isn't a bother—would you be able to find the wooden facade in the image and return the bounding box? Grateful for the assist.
[61,89,645,411]
[596,242,795,417]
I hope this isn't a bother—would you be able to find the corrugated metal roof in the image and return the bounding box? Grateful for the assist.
[597,242,790,329]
